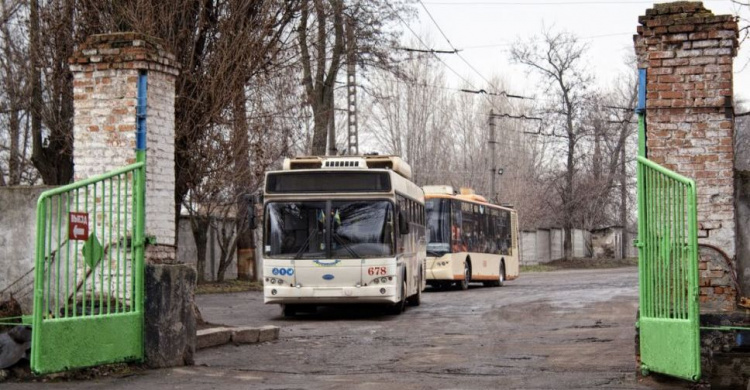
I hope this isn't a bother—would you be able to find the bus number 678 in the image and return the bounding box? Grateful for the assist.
[368,266,387,276]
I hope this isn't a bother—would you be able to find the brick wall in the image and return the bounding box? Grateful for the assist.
[70,33,179,260]
[634,2,739,311]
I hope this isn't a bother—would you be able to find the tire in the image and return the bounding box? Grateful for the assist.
[458,260,470,290]
[282,304,297,317]
[408,270,422,306]
[388,278,407,315]
[497,261,505,287]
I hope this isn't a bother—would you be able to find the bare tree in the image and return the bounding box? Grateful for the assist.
[298,0,410,155]
[0,0,35,186]
[511,29,592,260]
[363,50,455,184]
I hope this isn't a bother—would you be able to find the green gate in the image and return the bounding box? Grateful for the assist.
[30,161,146,374]
[636,156,700,381]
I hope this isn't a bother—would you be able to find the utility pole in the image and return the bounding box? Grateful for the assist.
[345,16,359,155]
[489,109,497,203]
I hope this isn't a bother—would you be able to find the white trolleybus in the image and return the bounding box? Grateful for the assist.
[424,186,520,290]
[262,155,426,316]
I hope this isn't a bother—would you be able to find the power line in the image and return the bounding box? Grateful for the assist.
[385,2,479,91]
[418,0,527,101]
[385,1,539,124]
[396,47,460,54]
[460,88,533,100]
[460,32,634,50]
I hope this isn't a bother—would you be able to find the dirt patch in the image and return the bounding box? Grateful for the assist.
[0,362,145,383]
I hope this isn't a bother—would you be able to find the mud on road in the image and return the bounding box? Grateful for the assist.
[5,267,693,389]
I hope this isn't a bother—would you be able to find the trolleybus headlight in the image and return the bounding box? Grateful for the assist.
[380,288,386,294]
[271,289,277,295]
[388,276,393,281]
[277,279,284,285]
[270,278,276,284]
[373,278,380,284]
[380,277,388,283]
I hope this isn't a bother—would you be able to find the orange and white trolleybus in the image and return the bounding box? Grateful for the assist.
[262,155,426,316]
[424,186,519,289]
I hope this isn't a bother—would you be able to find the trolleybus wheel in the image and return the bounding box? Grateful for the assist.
[458,260,470,290]
[282,304,297,317]
[388,279,407,315]
[408,270,422,306]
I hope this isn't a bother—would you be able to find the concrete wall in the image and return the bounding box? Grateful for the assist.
[550,228,563,261]
[521,231,537,265]
[573,229,592,258]
[520,228,601,264]
[536,229,551,264]
[0,188,242,313]
[177,217,237,281]
[0,187,50,311]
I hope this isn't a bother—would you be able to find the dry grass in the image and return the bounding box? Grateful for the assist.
[521,257,638,273]
[195,279,263,295]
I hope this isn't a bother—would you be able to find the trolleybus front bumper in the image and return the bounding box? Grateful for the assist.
[264,285,398,305]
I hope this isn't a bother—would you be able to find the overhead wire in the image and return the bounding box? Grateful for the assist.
[460,32,634,50]
[418,0,529,101]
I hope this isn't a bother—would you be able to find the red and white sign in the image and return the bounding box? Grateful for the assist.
[68,212,89,241]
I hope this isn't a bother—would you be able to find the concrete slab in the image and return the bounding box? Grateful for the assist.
[258,325,280,343]
[231,327,260,344]
[196,327,232,350]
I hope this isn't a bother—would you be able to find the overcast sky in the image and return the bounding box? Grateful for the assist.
[409,0,749,104]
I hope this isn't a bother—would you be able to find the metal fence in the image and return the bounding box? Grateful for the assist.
[30,161,145,374]
[636,155,700,381]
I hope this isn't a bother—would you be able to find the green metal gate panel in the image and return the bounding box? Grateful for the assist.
[30,162,146,374]
[636,156,700,382]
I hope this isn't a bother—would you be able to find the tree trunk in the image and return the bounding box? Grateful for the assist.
[299,0,345,155]
[191,216,210,284]
[29,0,74,185]
[564,116,575,261]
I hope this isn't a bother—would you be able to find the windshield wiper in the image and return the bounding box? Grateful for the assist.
[332,233,361,259]
[294,228,319,259]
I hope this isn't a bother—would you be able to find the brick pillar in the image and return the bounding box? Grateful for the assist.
[634,2,739,311]
[70,33,179,255]
[70,33,195,367]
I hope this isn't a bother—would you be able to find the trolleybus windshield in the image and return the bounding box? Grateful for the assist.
[426,198,451,256]
[265,200,395,259]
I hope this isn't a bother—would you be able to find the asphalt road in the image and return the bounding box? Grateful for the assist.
[6,267,693,389]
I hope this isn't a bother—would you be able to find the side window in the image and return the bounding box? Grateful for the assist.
[451,200,463,252]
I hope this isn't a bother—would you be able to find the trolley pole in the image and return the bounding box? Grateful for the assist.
[489,109,497,203]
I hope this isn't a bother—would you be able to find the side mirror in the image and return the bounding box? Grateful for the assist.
[398,210,410,235]
[245,194,257,230]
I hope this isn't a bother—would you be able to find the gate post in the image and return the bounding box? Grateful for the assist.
[634,3,750,386]
[634,1,739,312]
[70,33,196,367]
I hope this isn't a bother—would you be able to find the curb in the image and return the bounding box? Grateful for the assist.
[196,325,280,350]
